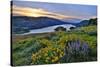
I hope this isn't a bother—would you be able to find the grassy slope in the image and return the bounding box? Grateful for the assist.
[12,25,97,66]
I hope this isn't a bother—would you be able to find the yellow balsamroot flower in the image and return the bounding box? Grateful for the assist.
[61,51,64,55]
[31,41,65,64]
[56,48,59,52]
[46,57,50,60]
[44,53,48,56]
[52,56,59,62]
[59,54,63,57]
[38,55,41,58]
[32,54,37,62]
[45,59,49,63]
[51,59,55,62]
[60,52,64,58]
[40,39,53,47]
[55,56,59,61]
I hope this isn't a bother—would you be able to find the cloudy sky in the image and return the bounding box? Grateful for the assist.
[12,1,97,20]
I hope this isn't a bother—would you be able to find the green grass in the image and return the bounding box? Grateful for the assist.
[12,25,97,66]
[79,25,97,33]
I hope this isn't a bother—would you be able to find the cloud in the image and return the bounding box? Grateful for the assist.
[12,5,79,20]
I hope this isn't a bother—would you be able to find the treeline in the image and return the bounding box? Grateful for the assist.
[78,18,97,27]
[88,18,97,25]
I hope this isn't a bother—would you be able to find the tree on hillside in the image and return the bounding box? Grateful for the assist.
[88,18,97,25]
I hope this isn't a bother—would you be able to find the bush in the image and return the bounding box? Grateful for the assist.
[54,26,66,31]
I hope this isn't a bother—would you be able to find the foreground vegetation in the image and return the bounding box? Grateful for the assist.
[12,25,97,66]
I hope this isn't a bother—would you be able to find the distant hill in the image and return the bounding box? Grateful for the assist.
[63,18,81,23]
[76,20,89,27]
[76,18,97,27]
[12,16,76,33]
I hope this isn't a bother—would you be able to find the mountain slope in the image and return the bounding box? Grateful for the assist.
[76,18,97,27]
[12,16,76,34]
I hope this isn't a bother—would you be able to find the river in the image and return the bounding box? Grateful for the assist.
[18,24,76,35]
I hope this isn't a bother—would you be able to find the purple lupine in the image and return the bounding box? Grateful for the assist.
[63,40,90,62]
[81,42,89,56]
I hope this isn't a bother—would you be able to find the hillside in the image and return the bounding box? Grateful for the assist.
[12,16,76,34]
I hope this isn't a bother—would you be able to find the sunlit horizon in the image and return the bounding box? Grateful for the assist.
[12,5,82,20]
[12,1,97,20]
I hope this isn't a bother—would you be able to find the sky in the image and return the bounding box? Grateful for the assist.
[12,1,97,20]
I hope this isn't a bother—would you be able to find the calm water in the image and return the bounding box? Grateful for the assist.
[19,24,76,35]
